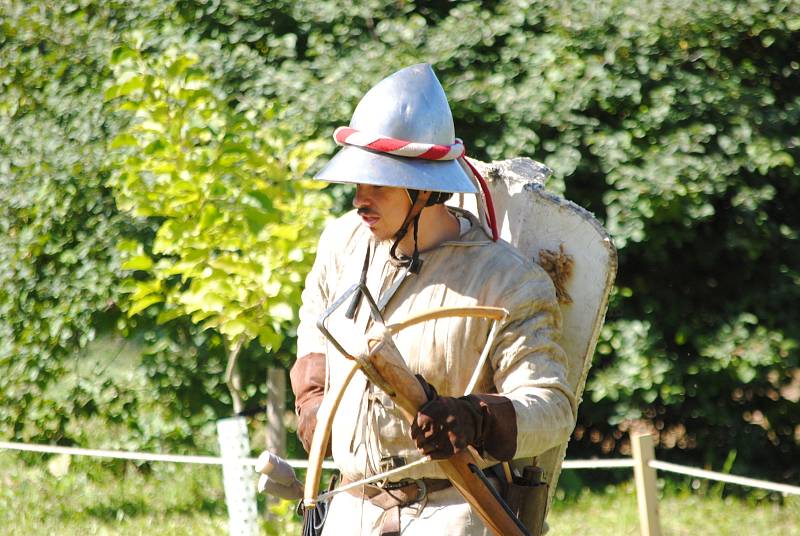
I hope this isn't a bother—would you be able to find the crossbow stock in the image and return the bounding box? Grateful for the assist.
[303,282,529,536]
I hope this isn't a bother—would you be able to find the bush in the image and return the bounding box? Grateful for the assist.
[0,0,140,443]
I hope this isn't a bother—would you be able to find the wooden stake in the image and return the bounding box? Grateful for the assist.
[263,367,287,522]
[265,368,286,457]
[632,433,662,536]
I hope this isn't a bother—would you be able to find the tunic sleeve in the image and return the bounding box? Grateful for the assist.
[490,265,578,459]
[296,221,336,359]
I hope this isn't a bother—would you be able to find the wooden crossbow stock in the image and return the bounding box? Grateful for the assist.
[304,283,529,536]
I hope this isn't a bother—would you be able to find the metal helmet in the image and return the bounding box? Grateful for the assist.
[315,64,477,194]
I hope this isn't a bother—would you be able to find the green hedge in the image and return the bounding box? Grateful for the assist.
[0,1,132,443]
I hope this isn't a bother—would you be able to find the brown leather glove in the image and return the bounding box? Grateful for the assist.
[289,352,327,454]
[410,375,518,461]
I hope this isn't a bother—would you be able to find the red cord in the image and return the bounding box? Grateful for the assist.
[463,158,499,241]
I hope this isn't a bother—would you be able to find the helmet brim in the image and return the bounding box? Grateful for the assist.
[314,145,478,194]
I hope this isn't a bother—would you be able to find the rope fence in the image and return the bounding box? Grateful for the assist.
[2,440,796,494]
[563,458,635,469]
[649,459,800,496]
[1,439,795,496]
[0,440,336,469]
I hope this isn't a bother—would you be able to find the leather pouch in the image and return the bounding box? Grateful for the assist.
[503,465,549,536]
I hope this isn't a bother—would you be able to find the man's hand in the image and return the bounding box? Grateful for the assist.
[410,375,519,461]
[411,391,483,459]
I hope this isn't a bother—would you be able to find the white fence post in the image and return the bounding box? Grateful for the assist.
[632,432,662,536]
[217,417,259,536]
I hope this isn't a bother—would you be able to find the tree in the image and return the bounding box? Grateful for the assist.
[106,37,331,413]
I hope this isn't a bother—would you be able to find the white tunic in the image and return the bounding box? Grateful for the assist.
[297,208,576,534]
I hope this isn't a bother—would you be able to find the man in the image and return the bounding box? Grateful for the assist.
[290,64,576,535]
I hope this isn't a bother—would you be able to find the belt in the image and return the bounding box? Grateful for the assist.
[341,476,452,510]
[341,476,452,536]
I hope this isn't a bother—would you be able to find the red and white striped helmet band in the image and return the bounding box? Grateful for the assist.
[333,127,465,161]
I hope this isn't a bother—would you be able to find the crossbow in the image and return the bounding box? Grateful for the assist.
[303,282,529,536]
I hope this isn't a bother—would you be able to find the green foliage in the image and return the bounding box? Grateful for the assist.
[0,0,330,448]
[0,0,137,442]
[106,36,331,407]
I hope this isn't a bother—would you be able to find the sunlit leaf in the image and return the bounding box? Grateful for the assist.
[127,295,162,316]
[121,255,153,271]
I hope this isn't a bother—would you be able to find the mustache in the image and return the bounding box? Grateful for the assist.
[357,207,377,217]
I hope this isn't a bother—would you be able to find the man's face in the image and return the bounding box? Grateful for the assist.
[352,184,412,241]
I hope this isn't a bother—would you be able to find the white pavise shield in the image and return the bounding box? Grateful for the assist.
[315,63,478,194]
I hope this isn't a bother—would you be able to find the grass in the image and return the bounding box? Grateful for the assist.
[2,450,798,535]
[0,451,299,535]
[548,480,800,535]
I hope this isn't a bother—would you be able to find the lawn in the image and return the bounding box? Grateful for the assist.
[548,480,800,536]
[1,450,797,535]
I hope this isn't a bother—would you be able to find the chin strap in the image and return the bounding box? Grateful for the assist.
[334,127,499,241]
[389,190,431,272]
[345,187,430,322]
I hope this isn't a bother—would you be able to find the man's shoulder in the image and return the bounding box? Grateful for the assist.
[455,214,534,273]
[450,231,557,303]
[465,232,535,274]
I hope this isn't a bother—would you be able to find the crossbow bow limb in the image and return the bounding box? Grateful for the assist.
[303,283,529,536]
